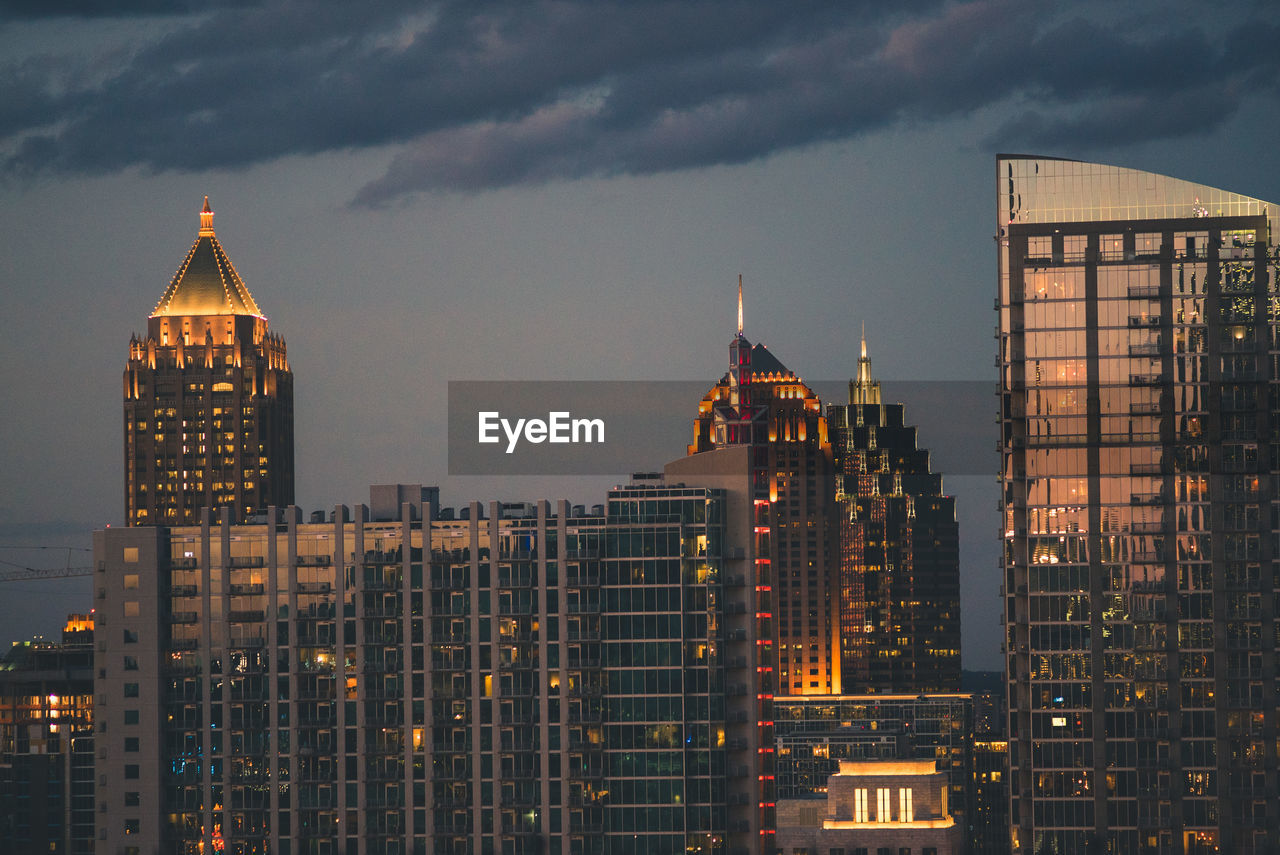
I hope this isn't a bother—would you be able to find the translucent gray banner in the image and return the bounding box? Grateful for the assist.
[448,380,996,476]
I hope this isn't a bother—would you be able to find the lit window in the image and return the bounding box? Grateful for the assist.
[877,788,892,822]
[899,787,913,821]
[854,788,868,822]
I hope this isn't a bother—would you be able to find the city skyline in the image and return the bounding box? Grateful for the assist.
[4,0,1280,674]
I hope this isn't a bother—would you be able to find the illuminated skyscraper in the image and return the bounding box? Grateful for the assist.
[687,280,839,695]
[997,156,1279,854]
[827,333,961,693]
[123,197,293,525]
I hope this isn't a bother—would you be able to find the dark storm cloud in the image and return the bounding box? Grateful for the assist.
[1,0,1275,203]
[0,0,253,18]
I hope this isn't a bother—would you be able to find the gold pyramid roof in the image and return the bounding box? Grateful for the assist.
[151,197,263,318]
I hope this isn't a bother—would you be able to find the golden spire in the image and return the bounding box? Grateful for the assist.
[737,274,744,336]
[851,326,881,405]
[199,195,215,236]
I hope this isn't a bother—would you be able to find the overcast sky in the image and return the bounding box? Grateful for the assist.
[1,0,1277,669]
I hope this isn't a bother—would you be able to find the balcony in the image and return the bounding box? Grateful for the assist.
[229,556,264,568]
[297,555,332,567]
[171,611,199,624]
[228,610,266,623]
[229,583,264,596]
[297,581,332,594]
[170,584,199,597]
[1128,316,1162,328]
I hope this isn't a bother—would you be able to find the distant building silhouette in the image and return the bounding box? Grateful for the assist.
[0,615,95,855]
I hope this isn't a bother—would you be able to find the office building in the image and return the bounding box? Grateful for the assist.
[827,334,961,693]
[687,280,838,694]
[997,155,1279,853]
[0,614,95,855]
[94,478,765,855]
[776,759,961,855]
[773,693,974,844]
[971,739,1011,855]
[124,197,293,526]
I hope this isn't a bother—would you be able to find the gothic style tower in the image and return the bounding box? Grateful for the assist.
[123,197,294,525]
[827,333,961,693]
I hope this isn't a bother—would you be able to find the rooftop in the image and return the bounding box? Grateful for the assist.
[150,196,264,319]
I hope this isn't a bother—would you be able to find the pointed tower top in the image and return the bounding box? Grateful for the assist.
[199,195,215,236]
[851,326,881,406]
[151,198,263,319]
[737,274,744,336]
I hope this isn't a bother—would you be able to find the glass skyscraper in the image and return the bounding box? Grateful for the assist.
[827,335,962,693]
[997,155,1278,854]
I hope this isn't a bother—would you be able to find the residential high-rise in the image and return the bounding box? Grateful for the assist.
[124,197,293,526]
[687,280,838,695]
[93,480,763,855]
[997,155,1279,854]
[827,333,961,693]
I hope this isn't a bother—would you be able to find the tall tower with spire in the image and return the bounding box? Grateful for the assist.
[827,334,960,692]
[688,279,840,695]
[123,197,294,525]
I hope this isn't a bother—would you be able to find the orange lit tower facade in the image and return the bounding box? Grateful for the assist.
[124,198,294,525]
[687,281,840,695]
[827,333,961,693]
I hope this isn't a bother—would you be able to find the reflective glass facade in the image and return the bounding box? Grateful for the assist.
[998,156,1280,854]
[827,342,961,693]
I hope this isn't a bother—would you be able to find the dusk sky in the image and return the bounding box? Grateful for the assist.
[2,0,1278,669]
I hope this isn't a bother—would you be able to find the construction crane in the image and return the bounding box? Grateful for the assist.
[0,547,94,583]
